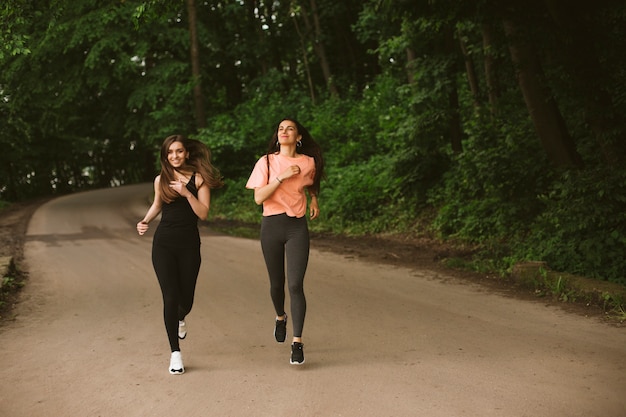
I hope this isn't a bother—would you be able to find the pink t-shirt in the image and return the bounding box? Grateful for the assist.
[246,153,316,218]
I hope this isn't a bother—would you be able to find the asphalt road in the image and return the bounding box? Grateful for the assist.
[0,183,624,417]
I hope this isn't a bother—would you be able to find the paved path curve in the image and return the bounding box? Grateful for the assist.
[1,183,624,417]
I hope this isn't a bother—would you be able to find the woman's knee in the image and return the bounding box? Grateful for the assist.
[288,280,305,295]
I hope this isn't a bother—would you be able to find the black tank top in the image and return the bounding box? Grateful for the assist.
[153,173,201,248]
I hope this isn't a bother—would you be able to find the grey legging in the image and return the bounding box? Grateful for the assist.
[260,213,309,338]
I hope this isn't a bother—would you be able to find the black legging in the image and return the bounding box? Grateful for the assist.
[152,242,201,352]
[260,214,310,338]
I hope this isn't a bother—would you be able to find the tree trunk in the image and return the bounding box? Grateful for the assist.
[481,22,500,117]
[186,0,205,129]
[457,29,481,110]
[445,27,463,153]
[543,0,623,165]
[291,12,316,104]
[245,0,270,75]
[300,0,339,97]
[405,47,416,84]
[502,18,583,168]
[448,83,463,154]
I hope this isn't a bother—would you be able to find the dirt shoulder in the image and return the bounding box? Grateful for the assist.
[0,198,50,319]
[1,199,623,325]
[0,200,43,260]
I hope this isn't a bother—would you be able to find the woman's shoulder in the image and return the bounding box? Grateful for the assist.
[193,172,206,188]
[302,154,315,164]
[254,154,269,163]
[255,153,275,167]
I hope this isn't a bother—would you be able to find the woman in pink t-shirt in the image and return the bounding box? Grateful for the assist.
[246,118,324,365]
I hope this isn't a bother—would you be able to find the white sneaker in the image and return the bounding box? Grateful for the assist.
[169,351,184,375]
[178,320,187,339]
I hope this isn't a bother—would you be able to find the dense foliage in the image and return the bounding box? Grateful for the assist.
[1,0,625,284]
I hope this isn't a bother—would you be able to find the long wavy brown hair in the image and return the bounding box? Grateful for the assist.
[158,135,223,203]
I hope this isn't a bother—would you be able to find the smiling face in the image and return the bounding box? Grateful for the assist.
[277,120,302,146]
[167,140,188,168]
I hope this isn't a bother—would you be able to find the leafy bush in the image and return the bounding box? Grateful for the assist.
[320,154,404,233]
[430,118,549,244]
[521,168,626,284]
[209,178,260,224]
[308,75,404,168]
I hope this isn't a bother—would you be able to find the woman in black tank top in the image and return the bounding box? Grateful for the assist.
[137,135,222,375]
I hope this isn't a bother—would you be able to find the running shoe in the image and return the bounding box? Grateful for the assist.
[169,351,184,375]
[274,314,287,343]
[178,320,187,339]
[290,342,305,365]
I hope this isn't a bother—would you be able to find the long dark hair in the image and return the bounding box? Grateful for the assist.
[159,135,223,203]
[265,118,325,196]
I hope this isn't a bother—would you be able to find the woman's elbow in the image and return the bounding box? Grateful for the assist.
[197,207,209,221]
[253,192,264,206]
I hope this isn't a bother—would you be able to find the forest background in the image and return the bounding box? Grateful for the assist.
[1,0,625,288]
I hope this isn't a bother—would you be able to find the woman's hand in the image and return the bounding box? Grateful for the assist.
[254,164,301,205]
[278,165,301,182]
[137,221,149,236]
[137,175,163,236]
[309,196,319,220]
[169,179,191,198]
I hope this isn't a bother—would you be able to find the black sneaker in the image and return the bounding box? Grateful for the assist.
[274,315,287,343]
[290,342,305,365]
